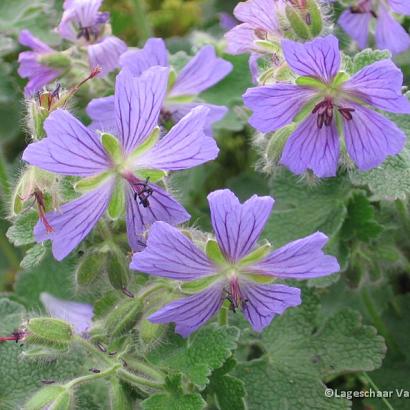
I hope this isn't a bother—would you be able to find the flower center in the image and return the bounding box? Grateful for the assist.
[75,12,109,43]
[350,0,377,17]
[224,275,248,313]
[122,172,153,208]
[312,97,355,129]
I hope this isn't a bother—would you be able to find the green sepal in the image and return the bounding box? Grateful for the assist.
[286,6,311,40]
[24,385,67,410]
[295,76,324,89]
[110,379,134,410]
[74,172,111,193]
[240,240,272,266]
[167,68,177,92]
[48,390,71,410]
[242,273,275,284]
[101,132,123,163]
[129,126,160,159]
[137,168,167,182]
[166,95,195,105]
[107,179,125,220]
[332,71,350,88]
[293,98,319,123]
[253,39,281,54]
[26,318,73,349]
[206,239,225,264]
[306,0,323,36]
[266,124,296,163]
[181,275,221,294]
[139,317,167,348]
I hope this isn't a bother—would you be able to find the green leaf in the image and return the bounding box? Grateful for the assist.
[6,211,38,246]
[146,324,240,388]
[234,290,385,409]
[351,49,391,73]
[205,358,246,410]
[20,243,49,270]
[142,375,206,410]
[340,192,383,242]
[263,172,351,247]
[0,299,87,409]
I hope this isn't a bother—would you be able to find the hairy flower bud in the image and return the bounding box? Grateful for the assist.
[75,252,106,287]
[24,385,71,410]
[26,317,73,350]
[284,0,324,40]
[105,299,142,337]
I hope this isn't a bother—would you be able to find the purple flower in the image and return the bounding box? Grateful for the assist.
[243,35,410,177]
[22,66,219,260]
[40,292,93,335]
[18,30,62,96]
[86,38,232,135]
[57,0,127,75]
[130,189,339,337]
[339,0,410,55]
[224,0,285,55]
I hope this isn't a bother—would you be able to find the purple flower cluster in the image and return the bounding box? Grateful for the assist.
[131,189,339,336]
[18,0,126,95]
[339,0,410,55]
[244,35,410,177]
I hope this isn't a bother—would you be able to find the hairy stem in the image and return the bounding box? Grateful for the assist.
[65,364,121,389]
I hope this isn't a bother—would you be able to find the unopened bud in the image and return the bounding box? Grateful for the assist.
[26,318,73,350]
[107,251,129,290]
[264,124,295,167]
[105,299,142,337]
[75,252,106,287]
[39,52,71,70]
[24,385,70,410]
[285,5,311,40]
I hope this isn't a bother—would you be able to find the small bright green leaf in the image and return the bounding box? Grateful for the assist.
[206,239,225,264]
[181,275,220,294]
[240,240,271,265]
[130,127,160,158]
[253,39,280,54]
[101,133,123,163]
[107,180,125,220]
[74,172,111,193]
[295,76,324,88]
[332,71,349,87]
[137,168,167,182]
[20,243,49,270]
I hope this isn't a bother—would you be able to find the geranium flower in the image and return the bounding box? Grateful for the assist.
[130,189,339,337]
[57,0,127,75]
[22,66,218,260]
[243,35,410,177]
[339,0,410,55]
[18,30,62,96]
[86,38,232,135]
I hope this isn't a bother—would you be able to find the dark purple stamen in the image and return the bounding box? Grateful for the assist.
[89,368,101,373]
[42,380,55,384]
[224,277,249,313]
[97,342,106,352]
[254,29,268,40]
[312,98,355,128]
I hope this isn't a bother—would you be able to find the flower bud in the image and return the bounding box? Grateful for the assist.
[39,52,71,70]
[105,299,142,337]
[107,251,129,290]
[24,385,70,410]
[26,317,73,350]
[110,379,133,410]
[11,166,58,217]
[139,317,166,350]
[284,0,324,40]
[264,124,296,168]
[75,252,106,287]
